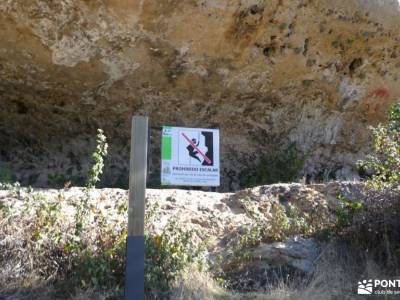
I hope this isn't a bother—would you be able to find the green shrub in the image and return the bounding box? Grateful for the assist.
[358,102,400,190]
[343,103,400,270]
[334,193,363,231]
[71,233,126,289]
[67,208,207,298]
[223,197,333,270]
[47,172,68,188]
[145,205,207,297]
[2,185,209,298]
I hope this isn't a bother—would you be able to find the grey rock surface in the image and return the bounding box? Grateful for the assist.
[252,236,321,273]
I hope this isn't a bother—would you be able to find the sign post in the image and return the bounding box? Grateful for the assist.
[125,116,148,300]
[124,120,218,299]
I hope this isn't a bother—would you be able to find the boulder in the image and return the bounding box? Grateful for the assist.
[252,236,321,274]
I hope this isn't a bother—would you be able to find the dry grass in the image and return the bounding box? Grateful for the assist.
[170,244,393,300]
[169,237,399,300]
[0,188,126,299]
[169,267,227,300]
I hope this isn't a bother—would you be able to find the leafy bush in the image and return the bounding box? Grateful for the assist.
[334,193,363,231]
[340,103,400,272]
[71,233,126,289]
[222,196,332,270]
[47,172,68,188]
[0,186,208,299]
[358,102,400,190]
[331,103,400,239]
[145,225,207,296]
[145,205,207,297]
[243,197,331,242]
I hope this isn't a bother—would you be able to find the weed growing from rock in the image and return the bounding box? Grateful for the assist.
[86,129,108,189]
[75,129,108,236]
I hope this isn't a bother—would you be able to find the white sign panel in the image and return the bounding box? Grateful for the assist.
[161,126,220,186]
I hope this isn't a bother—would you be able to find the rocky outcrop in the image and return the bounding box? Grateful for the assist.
[1,1,399,189]
[0,181,363,280]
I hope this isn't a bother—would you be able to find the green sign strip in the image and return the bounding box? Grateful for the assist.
[162,136,172,160]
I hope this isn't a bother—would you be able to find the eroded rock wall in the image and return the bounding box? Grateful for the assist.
[0,0,399,190]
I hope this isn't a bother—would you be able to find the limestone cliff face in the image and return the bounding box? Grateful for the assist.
[0,0,399,190]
